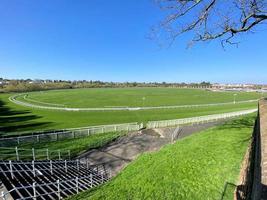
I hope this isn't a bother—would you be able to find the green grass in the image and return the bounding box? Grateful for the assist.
[17,88,261,108]
[71,114,255,200]
[27,131,126,158]
[0,88,262,135]
[1,131,126,160]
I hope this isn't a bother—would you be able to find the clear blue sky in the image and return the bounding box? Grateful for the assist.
[0,0,266,84]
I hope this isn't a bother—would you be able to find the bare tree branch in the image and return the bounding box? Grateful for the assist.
[153,0,267,46]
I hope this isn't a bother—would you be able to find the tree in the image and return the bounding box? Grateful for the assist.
[154,0,267,46]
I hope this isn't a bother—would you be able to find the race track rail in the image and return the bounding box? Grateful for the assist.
[9,94,258,112]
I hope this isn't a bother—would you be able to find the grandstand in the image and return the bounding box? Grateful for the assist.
[0,159,109,199]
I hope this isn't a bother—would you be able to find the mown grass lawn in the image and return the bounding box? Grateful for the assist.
[16,88,262,107]
[0,90,258,135]
[70,114,255,200]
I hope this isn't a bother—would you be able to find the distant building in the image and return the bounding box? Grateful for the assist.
[211,83,267,92]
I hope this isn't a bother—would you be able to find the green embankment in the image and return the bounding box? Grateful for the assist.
[71,114,255,200]
[1,131,126,160]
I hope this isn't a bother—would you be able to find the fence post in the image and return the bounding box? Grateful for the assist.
[50,160,53,175]
[77,159,79,171]
[101,172,104,183]
[33,182,36,200]
[9,160,13,179]
[32,148,35,160]
[46,149,49,160]
[68,150,71,160]
[57,180,61,200]
[58,150,61,160]
[36,135,39,143]
[17,137,20,145]
[76,177,79,194]
[109,169,111,179]
[65,160,67,173]
[1,191,5,200]
[72,131,75,138]
[90,173,93,187]
[32,160,35,177]
[102,127,104,133]
[87,129,90,136]
[15,147,19,161]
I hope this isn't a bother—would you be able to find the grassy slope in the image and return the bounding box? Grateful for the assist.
[27,131,126,158]
[18,88,261,107]
[0,91,258,135]
[71,114,255,200]
[1,131,126,160]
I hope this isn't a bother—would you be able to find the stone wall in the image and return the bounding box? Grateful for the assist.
[236,99,267,200]
[257,99,267,199]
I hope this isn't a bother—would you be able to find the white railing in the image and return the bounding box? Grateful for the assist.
[0,173,108,200]
[0,147,70,161]
[147,109,258,129]
[0,160,110,200]
[0,122,143,146]
[9,93,258,111]
[0,160,105,175]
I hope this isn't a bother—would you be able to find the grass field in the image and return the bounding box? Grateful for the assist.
[0,88,262,135]
[15,88,261,108]
[70,114,255,200]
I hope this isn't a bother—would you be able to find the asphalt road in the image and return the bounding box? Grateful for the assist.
[78,120,227,176]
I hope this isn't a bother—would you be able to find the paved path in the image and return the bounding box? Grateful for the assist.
[78,120,226,176]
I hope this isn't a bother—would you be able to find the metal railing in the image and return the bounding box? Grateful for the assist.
[0,147,70,161]
[9,93,258,111]
[0,160,105,176]
[147,109,258,129]
[0,173,108,200]
[0,160,110,200]
[0,122,143,147]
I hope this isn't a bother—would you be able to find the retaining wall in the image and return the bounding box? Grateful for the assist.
[236,99,267,200]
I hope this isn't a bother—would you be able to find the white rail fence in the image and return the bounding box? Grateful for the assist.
[9,94,258,111]
[0,160,110,200]
[147,109,258,129]
[0,160,106,177]
[0,147,70,161]
[0,109,257,147]
[1,174,107,200]
[0,123,143,147]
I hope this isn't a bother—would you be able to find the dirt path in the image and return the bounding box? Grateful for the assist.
[78,120,226,176]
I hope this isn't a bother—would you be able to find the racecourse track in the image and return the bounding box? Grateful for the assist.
[9,94,258,112]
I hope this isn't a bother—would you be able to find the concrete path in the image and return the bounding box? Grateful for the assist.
[78,120,226,176]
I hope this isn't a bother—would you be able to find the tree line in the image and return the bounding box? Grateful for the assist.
[0,78,212,93]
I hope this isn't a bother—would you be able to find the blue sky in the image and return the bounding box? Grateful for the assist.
[0,0,266,84]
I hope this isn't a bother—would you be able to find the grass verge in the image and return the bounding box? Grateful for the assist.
[0,91,257,135]
[70,114,255,200]
[0,131,126,160]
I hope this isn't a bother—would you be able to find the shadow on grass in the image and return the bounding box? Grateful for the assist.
[218,116,255,130]
[220,182,236,200]
[0,99,52,135]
